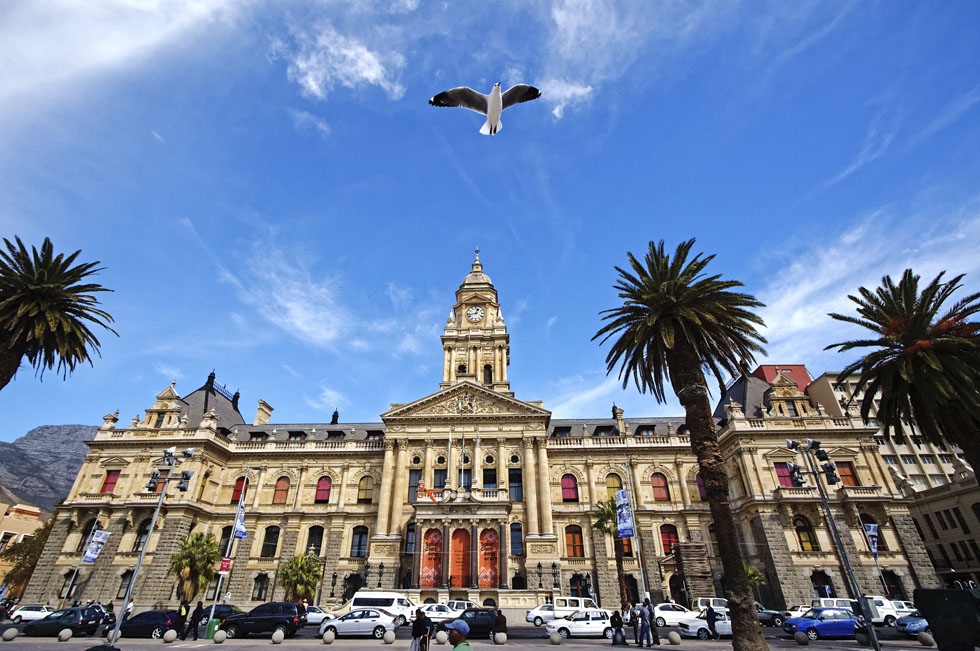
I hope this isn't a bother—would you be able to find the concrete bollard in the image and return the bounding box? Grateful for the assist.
[322,630,335,644]
[271,628,284,644]
[57,628,73,642]
[1,629,18,641]
[163,629,178,643]
[549,631,562,644]
[494,632,507,644]
[435,630,448,645]
[917,632,935,647]
[793,631,809,645]
[383,630,396,644]
[667,631,682,645]
[212,630,227,644]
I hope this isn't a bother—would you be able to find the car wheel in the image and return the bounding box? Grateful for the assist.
[12,616,21,624]
[533,617,543,627]
[697,628,710,640]
[151,627,164,639]
[23,626,34,636]
[558,628,570,639]
[398,614,407,626]
[773,616,784,627]
[225,624,240,639]
[806,628,819,641]
[656,617,667,628]
[884,616,896,627]
[373,626,386,639]
[604,627,614,639]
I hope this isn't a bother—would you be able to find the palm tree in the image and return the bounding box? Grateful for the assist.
[167,532,220,601]
[744,563,766,602]
[593,498,629,606]
[594,239,769,651]
[827,269,980,488]
[277,555,321,603]
[0,237,117,391]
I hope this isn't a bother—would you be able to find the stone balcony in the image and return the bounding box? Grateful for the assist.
[233,439,384,451]
[547,434,690,450]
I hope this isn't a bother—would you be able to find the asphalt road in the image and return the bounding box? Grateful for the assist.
[0,621,929,650]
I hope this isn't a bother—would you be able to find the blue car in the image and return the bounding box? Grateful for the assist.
[895,612,930,636]
[782,607,859,640]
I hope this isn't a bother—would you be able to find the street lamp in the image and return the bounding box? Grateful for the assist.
[536,562,543,589]
[552,562,559,589]
[108,447,194,647]
[378,562,385,589]
[330,572,338,598]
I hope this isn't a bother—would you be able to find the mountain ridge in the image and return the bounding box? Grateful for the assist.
[0,425,95,512]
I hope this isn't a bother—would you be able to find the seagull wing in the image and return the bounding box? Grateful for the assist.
[501,84,541,110]
[428,87,488,115]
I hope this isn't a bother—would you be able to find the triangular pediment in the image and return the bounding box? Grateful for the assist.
[99,456,130,468]
[155,382,181,401]
[382,381,550,422]
[459,292,495,305]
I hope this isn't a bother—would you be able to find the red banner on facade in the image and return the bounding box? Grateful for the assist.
[478,529,498,588]
[421,529,443,588]
[218,557,231,575]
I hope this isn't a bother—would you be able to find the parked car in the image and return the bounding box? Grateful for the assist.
[9,605,52,623]
[895,611,930,636]
[892,600,916,617]
[318,608,399,639]
[692,597,728,612]
[24,607,101,637]
[651,603,694,627]
[350,591,416,625]
[550,596,600,619]
[419,603,456,623]
[218,602,307,639]
[755,602,785,627]
[446,608,496,637]
[783,607,859,640]
[446,600,478,614]
[200,604,243,624]
[304,605,334,626]
[864,595,902,626]
[545,609,614,640]
[678,611,733,639]
[526,604,557,627]
[783,604,811,618]
[106,610,177,639]
[809,598,858,613]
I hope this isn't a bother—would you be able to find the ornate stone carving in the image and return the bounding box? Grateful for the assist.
[100,410,119,431]
[529,543,555,554]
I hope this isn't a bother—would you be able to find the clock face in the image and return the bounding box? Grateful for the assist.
[466,306,485,322]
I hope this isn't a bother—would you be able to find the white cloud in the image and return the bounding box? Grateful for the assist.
[281,364,302,379]
[825,101,901,185]
[539,78,593,120]
[287,108,330,137]
[546,315,558,336]
[277,23,406,102]
[304,385,347,411]
[151,130,166,144]
[907,87,980,149]
[153,362,184,381]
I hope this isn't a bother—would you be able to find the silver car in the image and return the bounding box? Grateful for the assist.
[419,603,455,623]
[319,608,398,640]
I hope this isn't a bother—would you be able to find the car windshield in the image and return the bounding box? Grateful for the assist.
[801,609,821,619]
[910,611,920,617]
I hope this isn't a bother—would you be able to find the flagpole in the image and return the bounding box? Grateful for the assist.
[207,468,254,638]
[859,524,889,596]
[59,522,100,609]
[622,461,648,600]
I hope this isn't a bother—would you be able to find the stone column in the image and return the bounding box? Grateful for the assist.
[22,513,73,603]
[675,458,690,505]
[470,523,479,588]
[585,461,597,505]
[499,523,508,589]
[423,439,434,490]
[496,438,506,489]
[537,441,554,536]
[337,463,351,507]
[473,431,482,490]
[375,440,396,535]
[441,523,450,589]
[389,442,410,534]
[749,512,811,608]
[448,428,456,490]
[523,439,540,535]
[250,469,266,508]
[412,524,423,589]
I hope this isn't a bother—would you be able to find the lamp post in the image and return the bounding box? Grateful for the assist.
[378,563,385,589]
[330,572,338,599]
[552,562,559,589]
[107,447,194,647]
[536,562,543,589]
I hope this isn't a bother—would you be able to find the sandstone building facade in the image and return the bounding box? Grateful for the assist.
[24,255,939,611]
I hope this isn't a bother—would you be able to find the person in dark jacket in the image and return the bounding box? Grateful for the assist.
[411,608,430,651]
[175,599,190,640]
[183,601,204,641]
[610,610,628,645]
[705,605,718,640]
[491,609,507,644]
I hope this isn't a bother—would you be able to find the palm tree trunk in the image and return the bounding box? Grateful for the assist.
[667,342,769,651]
[614,537,628,606]
[0,342,26,391]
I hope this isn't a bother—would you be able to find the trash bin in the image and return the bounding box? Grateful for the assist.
[205,618,222,640]
[913,588,980,651]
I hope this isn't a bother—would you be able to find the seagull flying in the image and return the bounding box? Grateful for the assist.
[429,82,541,135]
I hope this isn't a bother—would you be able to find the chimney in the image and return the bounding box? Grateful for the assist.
[232,391,240,411]
[612,403,625,435]
[253,399,274,426]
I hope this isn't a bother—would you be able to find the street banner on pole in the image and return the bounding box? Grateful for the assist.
[83,530,111,563]
[233,503,247,539]
[218,557,231,575]
[615,489,634,538]
[864,523,879,559]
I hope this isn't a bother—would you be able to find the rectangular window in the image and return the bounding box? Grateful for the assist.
[508,469,523,501]
[510,524,523,556]
[901,455,918,464]
[621,536,633,557]
[923,455,937,464]
[565,529,584,557]
[836,462,858,487]
[953,507,970,534]
[405,524,416,556]
[0,533,15,553]
[882,455,898,465]
[231,477,247,503]
[969,541,980,561]
[929,474,946,485]
[786,401,798,417]
[938,544,952,567]
[944,509,957,528]
[961,541,973,560]
[459,469,472,490]
[912,475,927,486]
[408,470,422,503]
[101,470,120,494]
[923,514,939,538]
[774,463,794,488]
[951,542,963,561]
[433,469,447,490]
[482,468,497,488]
[936,511,949,530]
[939,454,954,464]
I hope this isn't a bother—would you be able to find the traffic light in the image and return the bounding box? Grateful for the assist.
[815,449,830,462]
[177,471,193,492]
[786,439,800,450]
[805,438,821,451]
[146,469,162,492]
[821,462,840,484]
[787,462,807,487]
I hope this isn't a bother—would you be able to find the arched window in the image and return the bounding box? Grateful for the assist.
[565,525,584,557]
[651,473,671,501]
[100,470,120,494]
[306,526,324,556]
[251,574,270,601]
[795,516,819,552]
[272,476,289,504]
[457,364,467,374]
[357,477,375,504]
[696,473,707,500]
[351,526,368,557]
[231,476,247,503]
[260,526,280,557]
[483,364,493,384]
[116,570,133,600]
[77,519,99,552]
[561,475,579,502]
[315,477,332,504]
[132,519,151,552]
[660,524,679,555]
[60,570,78,600]
[860,514,888,551]
[510,523,523,556]
[218,526,232,553]
[605,473,623,501]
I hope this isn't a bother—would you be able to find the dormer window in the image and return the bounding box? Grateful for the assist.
[288,431,305,441]
[593,426,614,437]
[327,431,343,441]
[786,401,798,417]
[154,413,165,428]
[249,431,267,441]
[635,425,656,437]
[553,427,571,438]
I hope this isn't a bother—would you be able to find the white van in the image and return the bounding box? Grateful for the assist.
[552,596,600,619]
[350,591,416,625]
[692,597,728,611]
[863,596,901,626]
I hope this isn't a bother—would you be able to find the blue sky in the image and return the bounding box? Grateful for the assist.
[2,1,979,440]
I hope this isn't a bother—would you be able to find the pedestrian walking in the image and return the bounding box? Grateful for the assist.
[411,608,428,651]
[124,600,134,621]
[638,599,653,647]
[183,601,204,641]
[491,609,507,644]
[629,603,640,645]
[176,599,189,639]
[706,605,719,640]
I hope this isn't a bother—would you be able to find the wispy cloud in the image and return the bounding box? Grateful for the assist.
[151,130,166,144]
[825,101,901,185]
[153,362,184,381]
[304,385,347,411]
[287,108,330,137]
[545,315,558,336]
[907,87,980,150]
[282,364,302,379]
[539,79,593,120]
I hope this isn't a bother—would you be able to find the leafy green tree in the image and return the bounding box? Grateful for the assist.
[592,498,629,606]
[277,555,321,603]
[594,239,768,651]
[827,269,980,489]
[167,532,220,601]
[0,519,53,597]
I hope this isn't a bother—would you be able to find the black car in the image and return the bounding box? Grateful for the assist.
[219,602,307,638]
[446,608,496,637]
[24,607,100,637]
[755,602,785,627]
[105,609,177,639]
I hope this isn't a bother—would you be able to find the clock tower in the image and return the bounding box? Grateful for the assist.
[440,252,512,395]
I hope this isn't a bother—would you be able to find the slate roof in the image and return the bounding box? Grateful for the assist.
[713,374,772,420]
[179,373,246,428]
